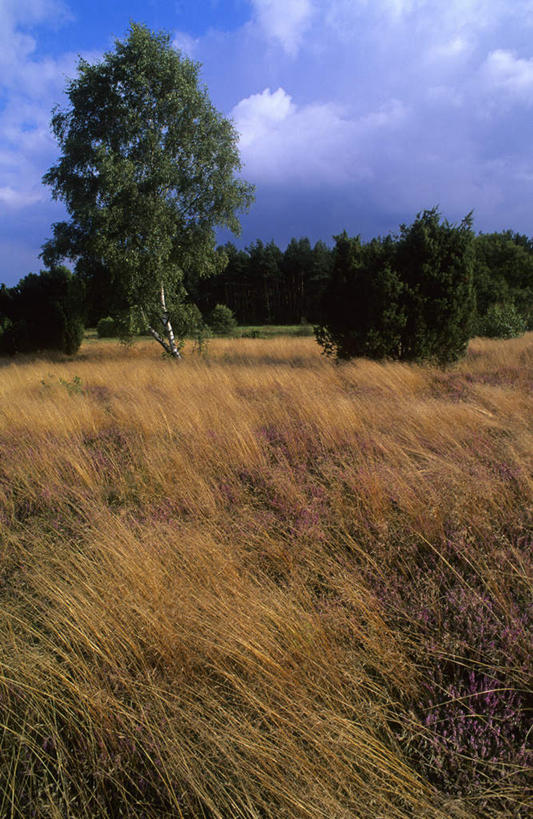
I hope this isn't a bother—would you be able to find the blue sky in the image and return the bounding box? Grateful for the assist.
[1,0,533,286]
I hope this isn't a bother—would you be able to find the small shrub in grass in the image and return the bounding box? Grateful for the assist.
[478,302,526,339]
[208,303,237,335]
[171,302,212,354]
[61,316,84,354]
[241,328,266,338]
[316,209,476,364]
[96,316,118,338]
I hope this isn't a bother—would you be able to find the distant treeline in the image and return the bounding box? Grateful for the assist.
[190,238,334,326]
[0,224,532,356]
[192,229,533,333]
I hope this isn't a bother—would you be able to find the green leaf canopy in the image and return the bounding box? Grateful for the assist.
[42,22,254,325]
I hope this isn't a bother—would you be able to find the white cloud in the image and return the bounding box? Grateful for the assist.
[173,30,199,58]
[428,36,471,61]
[324,0,531,36]
[0,0,82,225]
[250,0,314,55]
[359,98,407,129]
[0,0,72,88]
[425,85,464,107]
[232,87,407,185]
[482,49,533,102]
[0,186,44,208]
[231,87,295,148]
[379,0,422,18]
[232,87,352,183]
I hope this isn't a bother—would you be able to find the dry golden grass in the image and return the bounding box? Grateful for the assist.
[0,334,531,817]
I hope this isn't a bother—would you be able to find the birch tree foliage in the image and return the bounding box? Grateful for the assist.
[42,22,254,356]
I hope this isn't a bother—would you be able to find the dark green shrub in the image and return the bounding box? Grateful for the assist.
[59,313,84,354]
[395,209,475,364]
[170,303,209,338]
[316,210,475,365]
[0,267,84,356]
[316,233,406,360]
[473,231,533,331]
[96,316,119,338]
[208,304,237,335]
[168,303,212,354]
[0,320,32,355]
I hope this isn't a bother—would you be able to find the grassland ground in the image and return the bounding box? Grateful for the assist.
[0,334,531,817]
[84,324,315,343]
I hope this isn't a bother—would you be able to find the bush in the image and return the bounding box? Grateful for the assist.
[316,233,406,360]
[0,267,84,356]
[395,209,475,364]
[473,231,533,331]
[168,303,212,354]
[240,329,266,338]
[316,209,475,365]
[0,320,32,355]
[170,303,208,338]
[96,310,151,342]
[478,302,526,339]
[96,316,119,338]
[208,304,237,336]
[61,315,85,355]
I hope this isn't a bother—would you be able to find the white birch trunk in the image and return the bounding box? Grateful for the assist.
[142,286,182,359]
[160,284,181,359]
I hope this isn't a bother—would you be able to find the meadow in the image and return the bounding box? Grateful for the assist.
[0,333,531,817]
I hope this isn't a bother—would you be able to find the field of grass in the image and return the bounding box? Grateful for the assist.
[236,325,314,338]
[0,334,531,817]
[84,325,314,346]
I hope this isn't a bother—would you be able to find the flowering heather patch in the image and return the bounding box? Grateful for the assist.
[430,372,473,402]
[362,525,532,814]
[82,426,130,472]
[408,579,530,810]
[417,671,531,805]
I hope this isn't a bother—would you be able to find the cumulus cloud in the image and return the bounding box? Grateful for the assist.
[249,0,314,55]
[173,30,199,58]
[0,1,78,207]
[232,87,407,185]
[232,88,354,183]
[324,0,531,40]
[428,36,472,61]
[231,87,295,149]
[482,49,533,102]
[0,186,44,208]
[0,0,72,90]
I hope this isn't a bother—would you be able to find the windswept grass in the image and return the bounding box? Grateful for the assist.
[0,334,531,817]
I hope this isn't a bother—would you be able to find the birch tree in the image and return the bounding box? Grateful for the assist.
[42,23,253,357]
